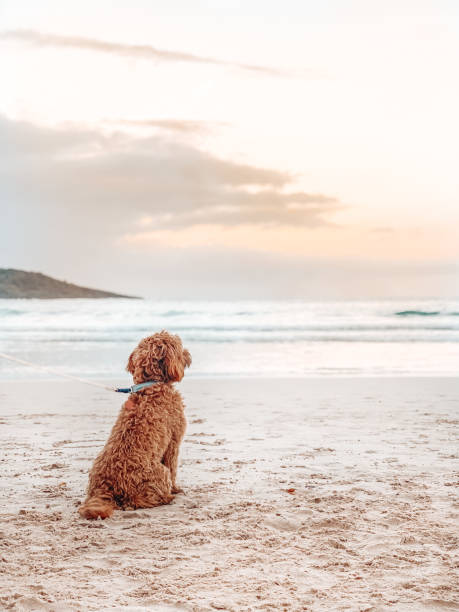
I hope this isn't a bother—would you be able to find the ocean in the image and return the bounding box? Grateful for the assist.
[1,299,458,381]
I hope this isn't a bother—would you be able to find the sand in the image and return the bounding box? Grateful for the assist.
[0,377,458,611]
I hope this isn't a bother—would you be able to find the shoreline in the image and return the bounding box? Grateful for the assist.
[1,377,458,611]
[1,373,459,384]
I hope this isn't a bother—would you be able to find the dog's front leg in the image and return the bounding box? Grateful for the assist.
[162,438,182,494]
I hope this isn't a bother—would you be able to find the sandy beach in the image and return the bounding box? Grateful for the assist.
[0,377,458,611]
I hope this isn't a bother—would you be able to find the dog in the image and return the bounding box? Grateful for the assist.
[78,331,191,520]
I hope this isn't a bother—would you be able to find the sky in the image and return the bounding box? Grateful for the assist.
[1,0,458,299]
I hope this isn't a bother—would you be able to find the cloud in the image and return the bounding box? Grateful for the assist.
[1,115,340,231]
[1,118,454,299]
[1,29,288,77]
[109,118,229,134]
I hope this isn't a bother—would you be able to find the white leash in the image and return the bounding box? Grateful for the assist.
[0,352,116,392]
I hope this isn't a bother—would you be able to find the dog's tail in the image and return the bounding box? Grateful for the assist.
[78,493,115,520]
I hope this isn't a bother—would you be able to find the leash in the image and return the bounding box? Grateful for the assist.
[0,351,157,394]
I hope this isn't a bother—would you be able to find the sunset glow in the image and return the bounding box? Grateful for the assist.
[1,0,458,297]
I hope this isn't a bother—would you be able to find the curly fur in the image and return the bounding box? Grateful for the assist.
[79,331,191,520]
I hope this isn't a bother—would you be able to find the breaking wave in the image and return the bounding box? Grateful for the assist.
[1,298,458,378]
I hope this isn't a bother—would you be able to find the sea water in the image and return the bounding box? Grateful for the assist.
[1,299,458,380]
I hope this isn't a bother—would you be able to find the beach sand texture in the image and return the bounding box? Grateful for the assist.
[0,378,458,611]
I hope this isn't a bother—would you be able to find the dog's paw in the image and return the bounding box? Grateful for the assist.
[171,486,184,495]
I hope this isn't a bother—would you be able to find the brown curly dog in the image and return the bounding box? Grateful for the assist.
[79,331,191,520]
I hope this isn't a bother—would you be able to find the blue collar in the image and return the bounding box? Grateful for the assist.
[115,381,158,393]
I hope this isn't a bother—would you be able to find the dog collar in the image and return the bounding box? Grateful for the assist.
[115,381,159,393]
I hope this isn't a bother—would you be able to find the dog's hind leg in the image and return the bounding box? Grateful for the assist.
[162,438,182,494]
[132,464,174,508]
[78,486,116,520]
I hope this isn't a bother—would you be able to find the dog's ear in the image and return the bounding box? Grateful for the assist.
[126,347,146,382]
[160,333,190,382]
[126,351,135,374]
[183,349,192,369]
[161,335,183,382]
[126,349,136,375]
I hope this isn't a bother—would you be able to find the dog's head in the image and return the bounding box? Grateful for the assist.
[126,331,191,384]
